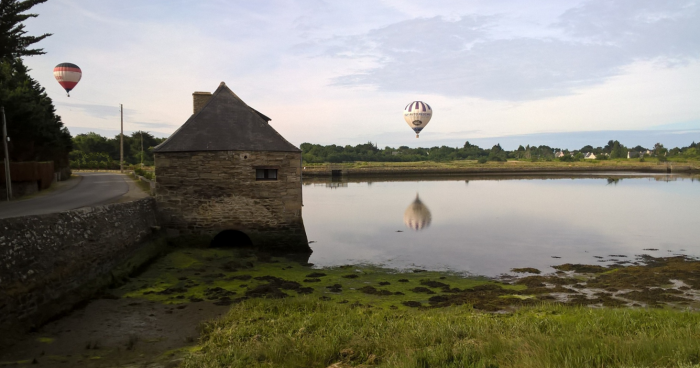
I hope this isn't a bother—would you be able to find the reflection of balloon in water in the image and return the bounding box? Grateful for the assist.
[403,101,432,138]
[403,194,432,231]
[53,63,82,97]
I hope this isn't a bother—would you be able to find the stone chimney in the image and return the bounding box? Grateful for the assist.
[192,91,212,114]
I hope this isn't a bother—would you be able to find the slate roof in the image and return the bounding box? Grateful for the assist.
[154,82,300,153]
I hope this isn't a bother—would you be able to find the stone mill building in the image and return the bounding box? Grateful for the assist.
[153,82,309,251]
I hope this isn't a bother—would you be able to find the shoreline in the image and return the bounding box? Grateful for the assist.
[301,160,699,177]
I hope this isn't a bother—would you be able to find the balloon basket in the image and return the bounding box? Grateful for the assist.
[416,134,419,138]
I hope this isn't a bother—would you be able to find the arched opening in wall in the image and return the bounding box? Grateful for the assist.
[210,230,254,248]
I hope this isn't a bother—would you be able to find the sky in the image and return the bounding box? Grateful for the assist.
[22,0,700,150]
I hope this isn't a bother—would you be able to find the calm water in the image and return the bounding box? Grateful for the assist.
[302,173,699,276]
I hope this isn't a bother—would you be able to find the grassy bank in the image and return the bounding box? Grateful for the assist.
[184,298,700,368]
[302,158,700,177]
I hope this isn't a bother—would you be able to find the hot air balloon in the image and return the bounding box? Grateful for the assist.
[403,194,432,231]
[53,63,82,97]
[403,101,432,138]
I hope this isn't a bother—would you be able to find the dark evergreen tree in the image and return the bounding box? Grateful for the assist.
[0,0,51,59]
[0,59,71,166]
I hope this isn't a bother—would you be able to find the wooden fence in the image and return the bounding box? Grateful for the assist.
[0,161,55,190]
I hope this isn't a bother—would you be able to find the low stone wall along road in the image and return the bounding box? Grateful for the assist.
[0,173,132,219]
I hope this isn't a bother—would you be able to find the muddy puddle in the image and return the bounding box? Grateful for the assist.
[3,247,700,367]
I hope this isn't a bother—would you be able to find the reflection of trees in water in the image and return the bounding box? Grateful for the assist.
[607,177,622,185]
[654,175,678,182]
[404,194,432,231]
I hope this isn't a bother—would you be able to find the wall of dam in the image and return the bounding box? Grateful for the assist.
[0,197,163,344]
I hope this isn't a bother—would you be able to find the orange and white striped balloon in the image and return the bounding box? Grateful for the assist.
[53,63,82,97]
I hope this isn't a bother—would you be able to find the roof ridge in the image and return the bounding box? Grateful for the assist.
[154,83,300,153]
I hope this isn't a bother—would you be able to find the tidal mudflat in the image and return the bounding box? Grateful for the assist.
[3,246,700,367]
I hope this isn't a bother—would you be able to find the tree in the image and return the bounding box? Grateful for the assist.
[653,143,667,157]
[0,59,71,166]
[609,140,627,159]
[0,0,51,59]
[488,144,507,162]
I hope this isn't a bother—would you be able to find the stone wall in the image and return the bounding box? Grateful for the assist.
[0,197,161,342]
[155,150,309,251]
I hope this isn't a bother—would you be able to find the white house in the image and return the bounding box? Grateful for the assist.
[584,152,597,160]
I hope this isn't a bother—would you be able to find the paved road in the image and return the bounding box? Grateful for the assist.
[0,173,131,219]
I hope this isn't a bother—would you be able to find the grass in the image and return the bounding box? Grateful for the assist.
[128,172,152,194]
[183,297,700,368]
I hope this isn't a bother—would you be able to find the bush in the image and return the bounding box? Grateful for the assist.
[477,157,488,164]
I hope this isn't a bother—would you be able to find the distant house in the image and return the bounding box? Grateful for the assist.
[584,152,597,160]
[555,151,565,158]
[627,151,640,159]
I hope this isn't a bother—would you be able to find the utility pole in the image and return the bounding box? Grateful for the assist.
[1,106,11,201]
[141,130,143,167]
[120,104,124,173]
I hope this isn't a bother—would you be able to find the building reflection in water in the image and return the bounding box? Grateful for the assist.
[403,194,432,231]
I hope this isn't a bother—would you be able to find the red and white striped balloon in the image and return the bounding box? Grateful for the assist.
[53,63,82,97]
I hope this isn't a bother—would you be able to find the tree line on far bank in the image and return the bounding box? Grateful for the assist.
[300,140,700,164]
[69,132,166,169]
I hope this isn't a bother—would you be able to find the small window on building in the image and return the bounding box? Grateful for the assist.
[256,169,278,181]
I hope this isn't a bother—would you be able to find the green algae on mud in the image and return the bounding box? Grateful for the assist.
[115,247,700,313]
[116,247,527,311]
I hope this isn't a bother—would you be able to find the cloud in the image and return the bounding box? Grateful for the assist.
[58,102,124,119]
[314,0,700,100]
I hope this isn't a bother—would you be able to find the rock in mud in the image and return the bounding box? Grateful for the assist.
[420,280,450,289]
[410,287,436,295]
[327,284,343,293]
[402,301,422,308]
[553,264,609,273]
[226,274,252,281]
[428,295,449,303]
[204,287,236,300]
[306,272,327,278]
[157,286,188,295]
[245,284,288,299]
[358,286,393,296]
[510,268,541,274]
